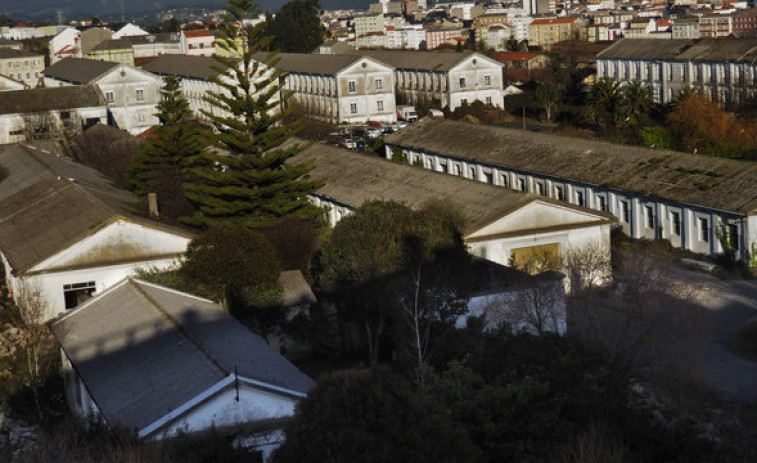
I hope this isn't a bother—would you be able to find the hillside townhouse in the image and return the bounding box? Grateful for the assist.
[528,17,585,49]
[384,118,757,264]
[346,50,504,111]
[597,38,757,106]
[424,27,470,50]
[180,29,216,56]
[699,14,733,38]
[44,58,161,135]
[128,33,182,60]
[473,12,510,44]
[672,18,700,39]
[354,13,385,37]
[732,9,757,37]
[256,52,397,124]
[81,27,113,55]
[0,49,44,88]
[385,26,426,49]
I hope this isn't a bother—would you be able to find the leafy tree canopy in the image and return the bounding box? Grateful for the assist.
[266,0,325,53]
[273,368,480,463]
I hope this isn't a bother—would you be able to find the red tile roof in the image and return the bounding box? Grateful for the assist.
[530,17,578,26]
[493,52,540,62]
[183,29,213,38]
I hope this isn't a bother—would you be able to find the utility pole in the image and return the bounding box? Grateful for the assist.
[522,106,526,131]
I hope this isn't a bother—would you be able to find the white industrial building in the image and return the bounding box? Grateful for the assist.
[384,118,757,263]
[0,144,192,320]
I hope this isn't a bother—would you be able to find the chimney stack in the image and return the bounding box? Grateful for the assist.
[147,193,160,219]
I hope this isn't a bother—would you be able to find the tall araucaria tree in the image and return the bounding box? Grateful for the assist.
[125,75,209,219]
[183,0,322,229]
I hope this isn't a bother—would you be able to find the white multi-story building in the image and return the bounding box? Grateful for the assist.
[44,57,161,135]
[349,50,504,111]
[597,38,757,106]
[354,14,385,38]
[261,52,397,124]
[0,49,44,88]
[384,118,757,264]
[180,29,215,56]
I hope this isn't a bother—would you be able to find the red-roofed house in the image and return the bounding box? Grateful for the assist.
[493,52,547,70]
[180,29,216,57]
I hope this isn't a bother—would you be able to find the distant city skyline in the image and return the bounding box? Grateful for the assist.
[0,0,372,22]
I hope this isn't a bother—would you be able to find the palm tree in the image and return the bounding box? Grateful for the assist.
[616,81,653,131]
[585,77,621,133]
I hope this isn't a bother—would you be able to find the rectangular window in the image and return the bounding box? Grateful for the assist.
[727,223,738,249]
[518,178,527,192]
[350,103,357,114]
[575,190,585,207]
[484,74,491,86]
[136,89,144,101]
[348,80,356,93]
[377,100,384,112]
[621,200,630,223]
[459,77,466,88]
[536,182,544,196]
[485,96,492,105]
[699,217,709,243]
[670,211,681,236]
[374,78,383,90]
[461,98,467,105]
[645,206,654,229]
[105,91,114,103]
[64,281,96,309]
[554,186,565,201]
[598,195,607,212]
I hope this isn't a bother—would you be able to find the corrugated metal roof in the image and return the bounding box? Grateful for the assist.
[50,279,314,432]
[287,140,612,235]
[253,52,367,75]
[0,144,191,273]
[43,57,118,84]
[0,85,106,115]
[142,54,224,80]
[384,118,757,216]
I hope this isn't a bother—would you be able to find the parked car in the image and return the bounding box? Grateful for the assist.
[365,127,383,139]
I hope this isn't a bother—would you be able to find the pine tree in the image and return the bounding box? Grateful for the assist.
[183,0,322,229]
[126,75,208,205]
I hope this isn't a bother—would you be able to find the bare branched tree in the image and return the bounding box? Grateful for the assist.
[561,243,612,294]
[0,283,56,421]
[21,111,61,141]
[479,274,566,335]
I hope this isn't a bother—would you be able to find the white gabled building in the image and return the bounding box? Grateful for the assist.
[288,140,615,285]
[384,118,757,264]
[112,22,149,39]
[43,57,161,135]
[51,278,314,462]
[0,145,193,320]
[49,27,82,64]
[343,50,505,111]
[257,52,397,124]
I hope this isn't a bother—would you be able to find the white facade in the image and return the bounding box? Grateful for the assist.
[180,30,216,56]
[0,105,106,145]
[46,63,161,135]
[2,219,190,320]
[484,27,512,51]
[597,53,757,106]
[385,142,755,263]
[354,14,385,38]
[395,53,505,110]
[278,56,397,124]
[386,27,426,49]
[49,28,82,64]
